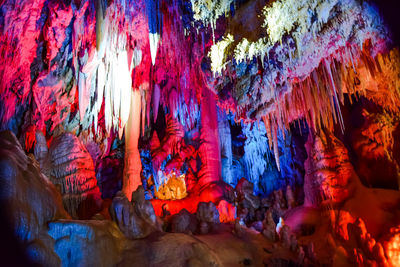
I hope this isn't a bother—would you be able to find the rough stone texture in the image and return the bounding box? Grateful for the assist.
[235,177,253,197]
[303,130,355,206]
[119,233,223,267]
[284,129,400,265]
[110,188,159,239]
[235,178,261,222]
[280,225,297,251]
[382,226,400,266]
[216,200,236,223]
[0,0,400,265]
[0,134,291,266]
[262,210,277,241]
[218,108,233,186]
[197,201,220,224]
[154,172,188,200]
[34,130,49,169]
[196,201,220,234]
[236,178,260,209]
[131,186,158,227]
[48,220,126,267]
[47,133,103,219]
[0,131,69,266]
[286,185,296,209]
[350,105,400,189]
[170,208,198,234]
[96,148,124,199]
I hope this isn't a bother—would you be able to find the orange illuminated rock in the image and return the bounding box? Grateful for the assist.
[154,172,188,200]
[382,226,400,267]
[217,200,236,223]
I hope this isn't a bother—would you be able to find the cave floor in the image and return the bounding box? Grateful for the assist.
[116,224,297,266]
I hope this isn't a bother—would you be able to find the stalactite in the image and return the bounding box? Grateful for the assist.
[218,109,233,186]
[145,0,162,65]
[70,0,149,139]
[243,122,268,187]
[149,33,160,65]
[263,114,273,151]
[190,0,234,31]
[152,84,161,123]
[272,120,280,172]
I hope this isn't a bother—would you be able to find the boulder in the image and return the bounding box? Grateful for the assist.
[197,202,220,224]
[110,188,159,239]
[170,209,197,234]
[196,202,220,234]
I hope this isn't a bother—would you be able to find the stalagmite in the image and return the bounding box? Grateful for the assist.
[198,87,221,186]
[123,90,142,201]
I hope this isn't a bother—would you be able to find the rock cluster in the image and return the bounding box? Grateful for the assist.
[110,186,160,239]
[0,131,69,266]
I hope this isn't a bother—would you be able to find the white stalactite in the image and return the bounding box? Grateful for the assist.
[117,50,133,138]
[149,32,160,65]
[77,2,141,137]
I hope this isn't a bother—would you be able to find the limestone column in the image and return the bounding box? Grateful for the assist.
[123,90,142,201]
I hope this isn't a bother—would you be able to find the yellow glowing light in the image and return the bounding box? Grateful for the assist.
[154,172,188,200]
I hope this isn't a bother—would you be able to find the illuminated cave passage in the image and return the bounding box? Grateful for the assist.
[1,0,400,266]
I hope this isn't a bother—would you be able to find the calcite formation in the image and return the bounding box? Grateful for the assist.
[44,132,102,219]
[109,188,159,239]
[303,130,354,206]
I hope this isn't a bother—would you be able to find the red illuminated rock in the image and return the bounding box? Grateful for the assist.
[304,130,355,206]
[217,200,236,223]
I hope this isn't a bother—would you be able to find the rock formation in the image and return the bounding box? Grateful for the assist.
[39,132,103,219]
[0,0,400,265]
[0,131,69,266]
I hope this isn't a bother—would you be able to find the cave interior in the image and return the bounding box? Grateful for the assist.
[1,0,400,266]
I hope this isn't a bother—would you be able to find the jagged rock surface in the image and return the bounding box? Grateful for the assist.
[170,208,198,234]
[47,133,102,219]
[110,187,159,239]
[0,131,69,266]
[49,220,126,267]
[196,201,220,234]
